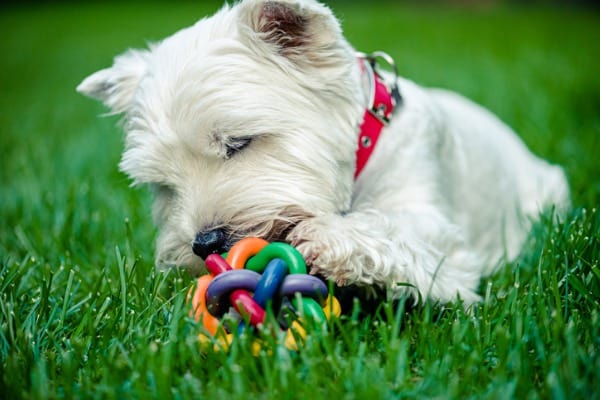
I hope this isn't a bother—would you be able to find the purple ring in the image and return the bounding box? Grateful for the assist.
[278,274,328,305]
[205,269,261,317]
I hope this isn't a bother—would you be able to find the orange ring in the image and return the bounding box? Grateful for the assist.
[225,237,269,269]
[189,275,220,336]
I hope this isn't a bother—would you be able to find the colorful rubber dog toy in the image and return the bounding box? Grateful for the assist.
[188,238,341,351]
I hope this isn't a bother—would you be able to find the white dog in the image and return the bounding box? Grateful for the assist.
[78,0,569,305]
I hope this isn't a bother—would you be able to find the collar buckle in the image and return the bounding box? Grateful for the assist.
[357,51,402,125]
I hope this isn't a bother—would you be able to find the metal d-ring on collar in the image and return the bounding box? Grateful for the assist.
[356,51,402,125]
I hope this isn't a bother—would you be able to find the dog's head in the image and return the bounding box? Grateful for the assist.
[78,0,364,272]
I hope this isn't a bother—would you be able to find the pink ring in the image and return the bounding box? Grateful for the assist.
[230,290,265,326]
[205,254,232,275]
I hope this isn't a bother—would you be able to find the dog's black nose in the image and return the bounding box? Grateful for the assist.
[192,228,228,260]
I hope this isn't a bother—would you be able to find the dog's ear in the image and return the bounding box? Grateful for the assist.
[77,49,148,114]
[238,0,345,64]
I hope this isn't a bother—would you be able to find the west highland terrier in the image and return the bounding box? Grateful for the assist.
[78,0,570,305]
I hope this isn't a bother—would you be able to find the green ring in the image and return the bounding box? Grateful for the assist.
[245,242,306,274]
[291,297,327,322]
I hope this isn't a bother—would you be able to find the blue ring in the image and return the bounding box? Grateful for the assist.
[252,259,288,307]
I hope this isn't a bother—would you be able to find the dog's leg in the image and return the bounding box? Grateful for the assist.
[288,208,483,305]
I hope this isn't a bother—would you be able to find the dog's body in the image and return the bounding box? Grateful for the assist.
[78,0,569,304]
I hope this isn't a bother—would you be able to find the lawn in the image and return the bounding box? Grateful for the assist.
[1,1,599,399]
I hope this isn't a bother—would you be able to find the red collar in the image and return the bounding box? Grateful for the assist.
[354,52,402,179]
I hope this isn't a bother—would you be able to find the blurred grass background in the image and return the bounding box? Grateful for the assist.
[1,1,599,399]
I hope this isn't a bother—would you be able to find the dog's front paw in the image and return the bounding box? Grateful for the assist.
[287,216,347,285]
[287,215,390,286]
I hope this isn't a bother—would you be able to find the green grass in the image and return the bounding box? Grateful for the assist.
[1,1,599,398]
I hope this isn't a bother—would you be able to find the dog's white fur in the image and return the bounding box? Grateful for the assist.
[78,0,569,304]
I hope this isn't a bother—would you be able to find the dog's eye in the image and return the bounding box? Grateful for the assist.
[225,137,252,158]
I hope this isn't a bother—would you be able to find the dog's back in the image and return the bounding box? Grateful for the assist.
[427,87,570,270]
